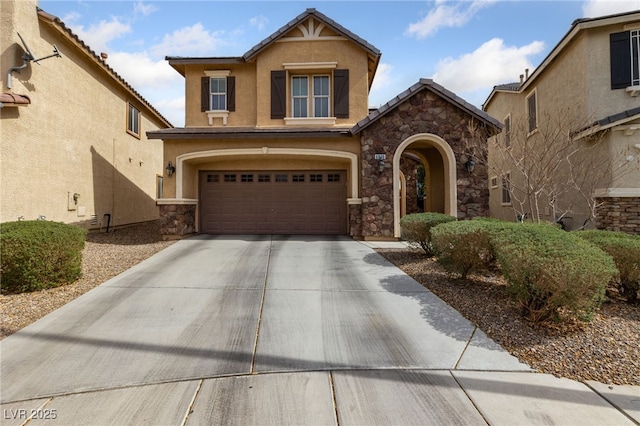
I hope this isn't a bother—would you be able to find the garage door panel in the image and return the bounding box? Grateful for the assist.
[200,171,347,235]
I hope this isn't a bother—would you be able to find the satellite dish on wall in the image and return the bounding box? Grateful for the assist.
[7,32,62,88]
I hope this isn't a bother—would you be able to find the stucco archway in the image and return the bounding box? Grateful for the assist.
[393,133,457,238]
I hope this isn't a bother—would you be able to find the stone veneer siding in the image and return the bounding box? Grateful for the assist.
[595,197,640,235]
[358,90,491,238]
[159,204,196,239]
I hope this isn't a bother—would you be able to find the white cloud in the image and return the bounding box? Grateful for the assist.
[582,0,640,18]
[406,0,496,39]
[133,0,158,18]
[369,63,397,106]
[432,38,545,93]
[71,17,131,54]
[107,51,179,89]
[249,15,269,31]
[150,23,226,58]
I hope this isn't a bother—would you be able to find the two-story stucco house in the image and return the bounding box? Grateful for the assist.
[1,0,172,229]
[150,8,501,240]
[484,11,640,233]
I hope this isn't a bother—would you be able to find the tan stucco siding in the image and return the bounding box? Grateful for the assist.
[184,63,257,127]
[162,136,360,199]
[255,40,370,126]
[1,0,166,227]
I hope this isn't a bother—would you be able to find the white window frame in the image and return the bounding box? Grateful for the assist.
[312,75,330,118]
[292,76,309,118]
[631,29,640,87]
[209,77,227,111]
[490,176,498,189]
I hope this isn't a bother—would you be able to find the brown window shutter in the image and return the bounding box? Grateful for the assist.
[610,31,631,90]
[227,76,236,112]
[333,69,349,118]
[271,70,286,119]
[201,77,210,112]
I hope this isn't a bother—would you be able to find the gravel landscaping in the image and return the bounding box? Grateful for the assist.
[0,221,175,339]
[1,224,638,386]
[377,248,640,386]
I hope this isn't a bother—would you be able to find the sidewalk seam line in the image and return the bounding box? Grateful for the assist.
[180,379,203,426]
[329,371,341,426]
[453,325,477,370]
[449,371,490,426]
[250,235,272,374]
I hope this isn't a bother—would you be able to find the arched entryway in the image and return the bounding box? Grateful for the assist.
[393,133,457,237]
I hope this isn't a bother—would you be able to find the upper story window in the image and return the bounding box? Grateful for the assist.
[209,77,227,111]
[271,68,349,123]
[504,114,511,147]
[127,103,140,137]
[610,29,640,90]
[526,90,537,134]
[291,75,330,118]
[201,70,235,126]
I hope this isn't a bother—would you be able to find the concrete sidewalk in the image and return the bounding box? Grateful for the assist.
[1,236,638,425]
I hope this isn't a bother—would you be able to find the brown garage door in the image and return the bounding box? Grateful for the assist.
[199,170,347,234]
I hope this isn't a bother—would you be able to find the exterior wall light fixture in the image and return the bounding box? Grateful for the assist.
[166,161,176,177]
[375,153,386,173]
[465,157,475,173]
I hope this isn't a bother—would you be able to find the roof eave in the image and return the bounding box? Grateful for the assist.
[37,8,173,128]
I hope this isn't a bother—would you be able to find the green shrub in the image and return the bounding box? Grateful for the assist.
[1,221,87,294]
[400,212,456,255]
[431,220,495,278]
[575,230,640,302]
[491,224,617,323]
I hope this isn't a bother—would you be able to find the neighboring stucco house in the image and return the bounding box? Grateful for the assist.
[149,8,501,240]
[0,0,172,229]
[484,11,640,233]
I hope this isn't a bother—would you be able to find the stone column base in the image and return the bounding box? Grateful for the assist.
[159,202,197,238]
[595,197,640,235]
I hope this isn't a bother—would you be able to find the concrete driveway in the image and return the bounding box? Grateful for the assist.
[1,236,638,425]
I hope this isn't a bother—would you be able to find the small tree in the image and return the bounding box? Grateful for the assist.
[465,110,638,228]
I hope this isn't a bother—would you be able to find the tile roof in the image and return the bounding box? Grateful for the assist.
[595,106,640,127]
[351,78,503,135]
[0,93,31,106]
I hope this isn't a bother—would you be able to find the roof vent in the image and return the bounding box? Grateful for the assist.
[100,52,108,61]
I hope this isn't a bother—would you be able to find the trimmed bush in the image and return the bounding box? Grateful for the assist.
[400,212,456,255]
[1,221,87,294]
[575,230,640,302]
[491,223,617,323]
[431,220,495,278]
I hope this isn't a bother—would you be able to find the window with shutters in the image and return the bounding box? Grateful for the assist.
[291,75,329,118]
[201,70,235,126]
[272,68,349,124]
[210,77,227,111]
[610,30,640,93]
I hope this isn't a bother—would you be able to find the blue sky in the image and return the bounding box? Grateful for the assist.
[39,0,640,126]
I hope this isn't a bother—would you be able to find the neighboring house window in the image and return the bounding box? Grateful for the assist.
[291,75,330,118]
[127,103,140,137]
[156,175,163,199]
[526,91,537,133]
[490,176,498,188]
[504,114,511,147]
[610,30,640,89]
[501,173,511,204]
